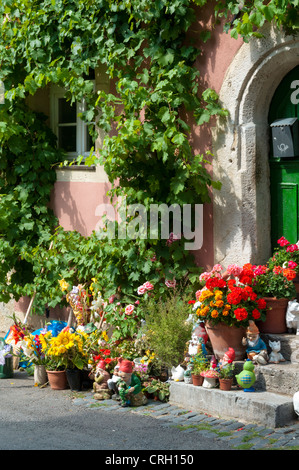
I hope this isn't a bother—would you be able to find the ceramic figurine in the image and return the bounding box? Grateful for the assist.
[286,299,299,334]
[171,364,185,381]
[183,366,192,384]
[242,321,268,365]
[188,322,208,356]
[269,340,286,364]
[90,360,112,400]
[107,363,121,398]
[236,359,256,392]
[293,391,299,417]
[117,358,147,407]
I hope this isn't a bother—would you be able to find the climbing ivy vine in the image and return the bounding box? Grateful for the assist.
[0,0,298,319]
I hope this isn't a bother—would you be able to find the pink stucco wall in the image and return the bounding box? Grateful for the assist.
[50,4,243,271]
[50,180,112,236]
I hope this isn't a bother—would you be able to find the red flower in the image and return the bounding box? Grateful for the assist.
[206,278,226,290]
[188,300,196,304]
[252,309,261,320]
[277,236,289,247]
[234,308,248,321]
[257,298,267,309]
[286,244,299,252]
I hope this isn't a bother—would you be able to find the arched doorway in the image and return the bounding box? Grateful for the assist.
[269,65,299,248]
[213,24,299,268]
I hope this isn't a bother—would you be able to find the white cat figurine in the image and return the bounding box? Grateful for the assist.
[269,340,286,364]
[286,300,299,334]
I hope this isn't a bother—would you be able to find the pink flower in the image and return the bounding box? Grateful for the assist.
[227,264,242,277]
[286,244,299,252]
[109,295,116,304]
[288,261,298,269]
[137,285,147,295]
[135,300,140,305]
[199,272,211,281]
[165,278,176,288]
[143,281,154,291]
[125,304,135,315]
[212,264,223,273]
[277,236,289,247]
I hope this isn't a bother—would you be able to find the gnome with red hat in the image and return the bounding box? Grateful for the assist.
[90,359,112,400]
[117,358,147,407]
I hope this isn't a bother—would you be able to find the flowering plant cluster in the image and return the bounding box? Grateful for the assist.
[16,329,48,366]
[92,348,117,374]
[39,328,89,370]
[193,264,266,326]
[268,237,299,275]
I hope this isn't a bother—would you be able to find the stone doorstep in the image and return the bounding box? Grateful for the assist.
[169,381,298,429]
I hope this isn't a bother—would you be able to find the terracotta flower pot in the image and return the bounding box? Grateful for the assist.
[46,370,68,390]
[257,297,288,334]
[191,374,204,386]
[219,378,233,391]
[205,322,246,360]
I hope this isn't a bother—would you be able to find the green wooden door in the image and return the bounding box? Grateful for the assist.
[269,65,299,248]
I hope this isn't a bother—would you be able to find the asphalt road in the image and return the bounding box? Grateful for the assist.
[0,370,232,455]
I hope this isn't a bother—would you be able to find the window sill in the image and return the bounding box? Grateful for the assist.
[57,165,96,172]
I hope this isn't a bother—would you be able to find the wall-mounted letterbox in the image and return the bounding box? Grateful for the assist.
[270,117,299,158]
[271,118,299,158]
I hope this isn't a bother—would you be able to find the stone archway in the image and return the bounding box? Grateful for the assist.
[212,23,299,268]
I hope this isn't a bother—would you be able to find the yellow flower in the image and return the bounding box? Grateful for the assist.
[199,290,213,301]
[101,331,109,342]
[210,300,216,307]
[222,309,230,316]
[215,300,224,308]
[59,279,69,291]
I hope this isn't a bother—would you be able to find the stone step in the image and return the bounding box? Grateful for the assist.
[261,332,299,363]
[169,381,297,428]
[254,362,299,396]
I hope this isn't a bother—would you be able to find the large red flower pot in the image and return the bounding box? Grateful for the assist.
[257,297,288,334]
[205,322,246,360]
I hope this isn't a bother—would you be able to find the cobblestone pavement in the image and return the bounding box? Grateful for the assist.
[72,392,299,450]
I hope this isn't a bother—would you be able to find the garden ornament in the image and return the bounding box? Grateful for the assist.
[268,340,286,364]
[219,347,235,370]
[242,321,268,365]
[293,391,299,417]
[90,360,112,400]
[236,359,256,392]
[117,358,147,407]
[286,299,299,334]
[107,364,121,398]
[171,364,185,381]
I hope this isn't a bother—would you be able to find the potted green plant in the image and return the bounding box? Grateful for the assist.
[142,379,170,402]
[252,264,296,334]
[218,361,235,391]
[189,349,209,386]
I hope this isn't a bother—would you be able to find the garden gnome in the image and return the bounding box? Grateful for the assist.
[242,321,268,365]
[91,359,112,400]
[107,363,121,398]
[219,347,235,370]
[117,358,147,407]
